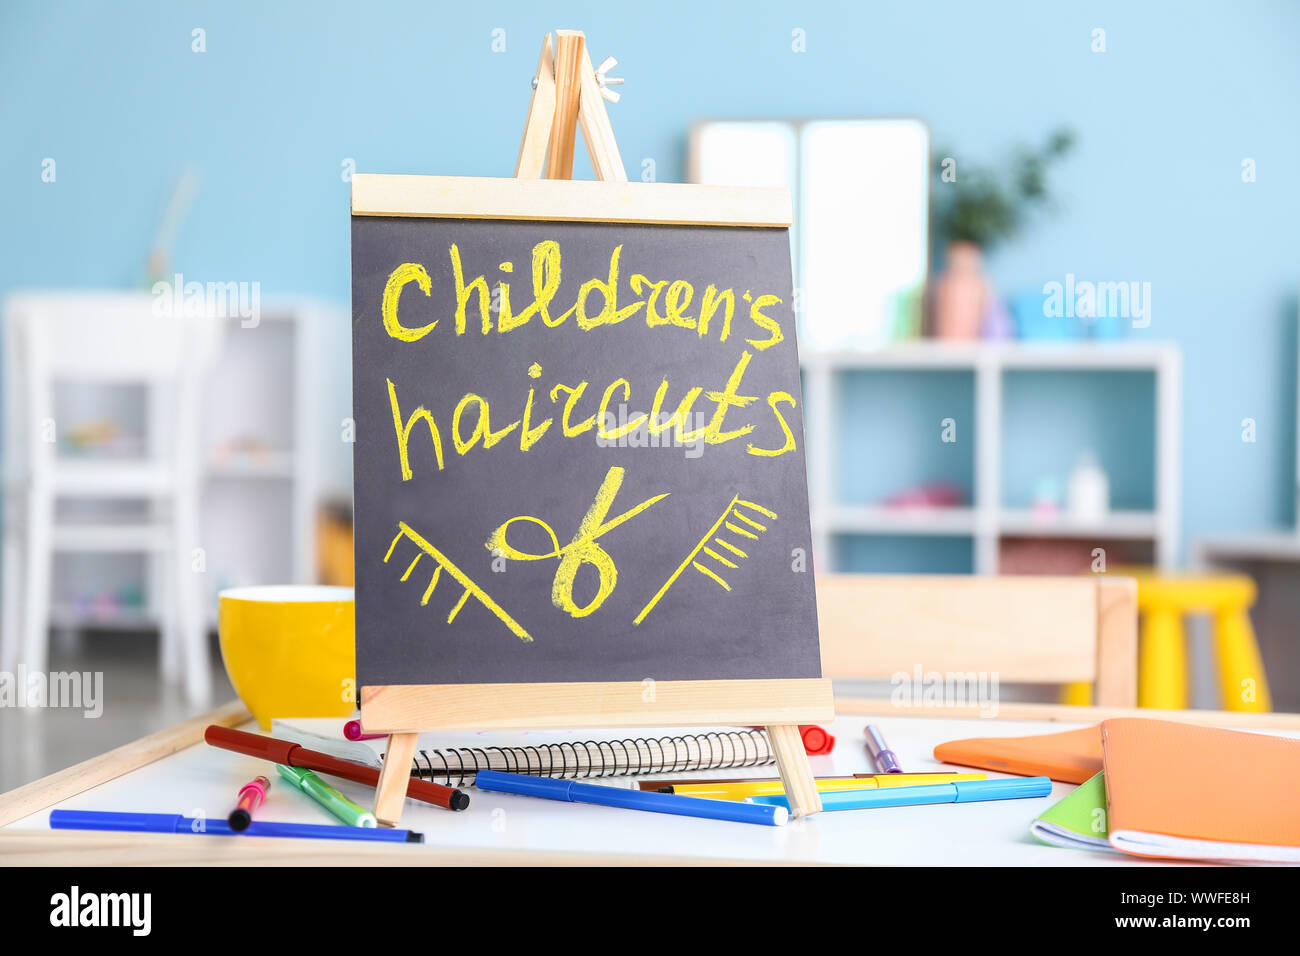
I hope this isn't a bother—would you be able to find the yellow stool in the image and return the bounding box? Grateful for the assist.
[1063,571,1271,711]
[1129,571,1270,711]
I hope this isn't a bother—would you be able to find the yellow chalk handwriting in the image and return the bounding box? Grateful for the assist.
[647,379,706,443]
[387,377,445,480]
[698,285,734,341]
[499,240,563,332]
[452,393,520,454]
[377,240,790,348]
[747,390,797,457]
[450,244,493,335]
[386,357,798,475]
[663,280,697,330]
[384,521,532,642]
[597,379,648,440]
[631,274,669,327]
[549,381,597,437]
[485,465,669,618]
[576,245,643,331]
[634,495,777,625]
[519,362,554,450]
[745,293,785,350]
[703,350,758,444]
[382,263,437,342]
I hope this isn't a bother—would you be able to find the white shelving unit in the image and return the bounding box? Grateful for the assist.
[802,341,1182,574]
[196,299,344,624]
[1195,533,1300,564]
[40,298,345,632]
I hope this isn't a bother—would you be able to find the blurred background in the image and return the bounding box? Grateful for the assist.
[1,1,1298,787]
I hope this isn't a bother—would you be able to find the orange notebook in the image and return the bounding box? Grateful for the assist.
[1102,718,1300,863]
[933,725,1102,783]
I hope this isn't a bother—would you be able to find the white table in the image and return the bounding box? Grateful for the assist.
[9,708,1277,865]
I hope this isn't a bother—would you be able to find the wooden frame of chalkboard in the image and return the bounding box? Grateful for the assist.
[361,679,834,732]
[351,30,832,826]
[351,174,794,226]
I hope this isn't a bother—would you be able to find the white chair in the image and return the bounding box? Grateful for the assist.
[1,292,222,704]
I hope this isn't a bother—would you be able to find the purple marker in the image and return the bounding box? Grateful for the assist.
[864,725,903,774]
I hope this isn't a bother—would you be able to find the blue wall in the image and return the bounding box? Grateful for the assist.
[3,0,1298,557]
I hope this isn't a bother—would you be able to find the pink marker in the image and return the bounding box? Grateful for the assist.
[228,775,270,831]
[344,719,385,741]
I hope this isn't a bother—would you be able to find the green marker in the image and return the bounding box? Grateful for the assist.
[276,764,377,828]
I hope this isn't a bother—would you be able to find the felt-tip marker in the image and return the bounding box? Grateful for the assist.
[204,725,469,811]
[344,719,386,741]
[864,725,903,774]
[652,772,987,800]
[50,809,424,843]
[277,763,377,827]
[227,775,270,831]
[474,769,787,826]
[747,776,1053,811]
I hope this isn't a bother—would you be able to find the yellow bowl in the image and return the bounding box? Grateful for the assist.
[218,585,356,729]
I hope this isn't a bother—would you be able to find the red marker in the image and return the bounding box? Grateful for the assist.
[749,724,837,756]
[799,725,836,756]
[205,725,469,811]
[344,719,385,741]
[228,775,270,831]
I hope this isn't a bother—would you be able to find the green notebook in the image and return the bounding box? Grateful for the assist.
[1029,772,1116,853]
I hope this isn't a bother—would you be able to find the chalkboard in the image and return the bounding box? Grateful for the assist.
[351,176,822,690]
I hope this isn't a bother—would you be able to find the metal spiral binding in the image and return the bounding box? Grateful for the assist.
[403,729,775,787]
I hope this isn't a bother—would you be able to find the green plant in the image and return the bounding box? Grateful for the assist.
[932,128,1075,251]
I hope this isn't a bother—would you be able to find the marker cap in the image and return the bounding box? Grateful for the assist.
[864,725,903,773]
[951,777,1053,802]
[799,725,835,755]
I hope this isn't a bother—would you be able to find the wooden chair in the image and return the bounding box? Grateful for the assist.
[816,574,1138,708]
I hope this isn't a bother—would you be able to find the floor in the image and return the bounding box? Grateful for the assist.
[0,629,235,792]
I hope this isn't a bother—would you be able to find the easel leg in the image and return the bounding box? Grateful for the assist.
[766,724,822,818]
[515,33,554,178]
[517,30,628,184]
[373,732,419,827]
[546,30,586,180]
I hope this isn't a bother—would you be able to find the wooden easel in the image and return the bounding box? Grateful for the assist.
[369,30,828,826]
[515,30,626,182]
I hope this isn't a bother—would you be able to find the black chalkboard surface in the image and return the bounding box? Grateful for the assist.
[351,181,822,689]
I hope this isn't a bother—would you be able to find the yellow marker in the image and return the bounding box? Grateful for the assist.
[660,773,987,801]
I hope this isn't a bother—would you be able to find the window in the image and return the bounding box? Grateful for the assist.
[690,118,929,351]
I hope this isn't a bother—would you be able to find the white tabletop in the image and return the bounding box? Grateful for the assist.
[12,714,1287,865]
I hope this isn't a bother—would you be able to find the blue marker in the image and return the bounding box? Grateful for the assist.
[746,776,1053,811]
[473,769,788,826]
[50,810,423,843]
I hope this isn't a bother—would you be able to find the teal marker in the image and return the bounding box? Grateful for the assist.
[746,776,1053,811]
[276,763,377,827]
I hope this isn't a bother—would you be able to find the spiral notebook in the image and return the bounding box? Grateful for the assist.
[395,729,777,786]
